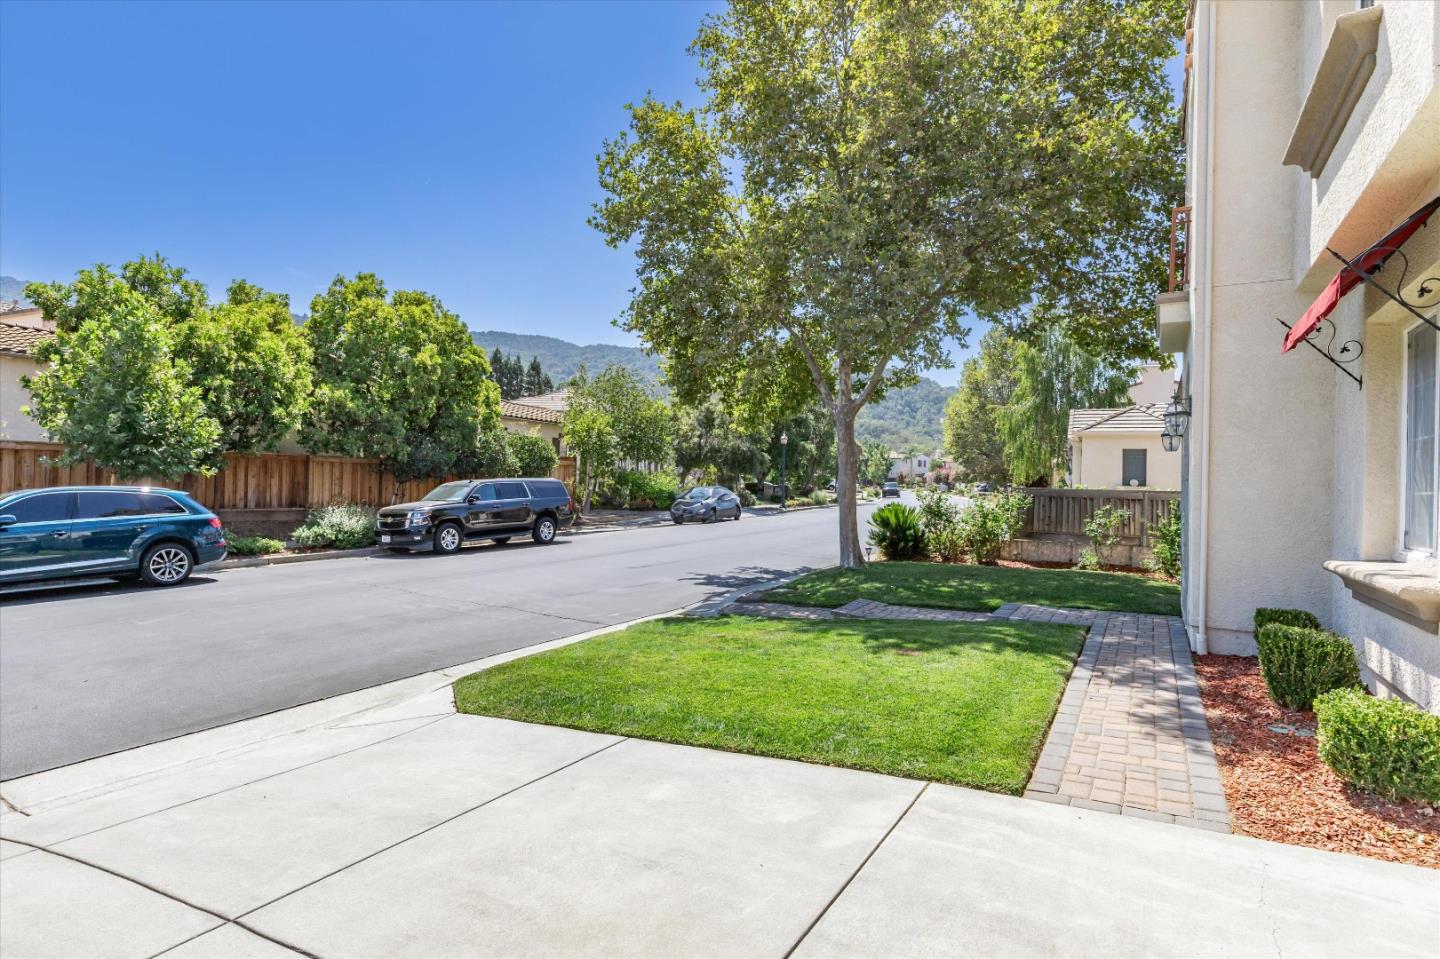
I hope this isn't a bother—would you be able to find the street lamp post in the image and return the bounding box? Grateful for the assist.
[779,432,789,511]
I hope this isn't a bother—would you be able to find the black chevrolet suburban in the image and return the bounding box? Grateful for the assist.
[374,478,575,554]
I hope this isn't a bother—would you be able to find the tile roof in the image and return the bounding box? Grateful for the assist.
[500,399,564,424]
[511,389,571,412]
[0,319,54,357]
[1068,404,1166,436]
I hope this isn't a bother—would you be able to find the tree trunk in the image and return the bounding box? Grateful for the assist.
[833,409,865,568]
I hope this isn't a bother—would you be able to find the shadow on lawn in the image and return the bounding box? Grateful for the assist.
[681,564,820,594]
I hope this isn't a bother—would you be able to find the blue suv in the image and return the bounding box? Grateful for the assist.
[0,486,228,588]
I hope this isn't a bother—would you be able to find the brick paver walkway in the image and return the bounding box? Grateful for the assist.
[716,595,1229,832]
[1011,606,1230,832]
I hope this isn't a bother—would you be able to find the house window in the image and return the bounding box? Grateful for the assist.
[1122,449,1147,487]
[1403,323,1437,555]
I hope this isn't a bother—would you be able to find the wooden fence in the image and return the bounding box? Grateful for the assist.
[0,441,577,511]
[1019,487,1178,546]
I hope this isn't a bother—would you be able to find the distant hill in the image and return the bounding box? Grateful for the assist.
[469,329,663,387]
[855,377,954,452]
[0,275,32,307]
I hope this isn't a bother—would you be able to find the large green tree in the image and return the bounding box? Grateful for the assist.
[23,288,221,480]
[302,274,501,497]
[563,365,673,510]
[23,257,310,473]
[673,398,768,487]
[942,327,1015,486]
[996,325,1133,485]
[591,0,1183,566]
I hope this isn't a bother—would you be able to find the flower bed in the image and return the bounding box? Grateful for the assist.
[1195,654,1439,868]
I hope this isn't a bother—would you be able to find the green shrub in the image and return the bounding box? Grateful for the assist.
[809,490,832,506]
[507,431,558,478]
[867,503,927,560]
[226,535,285,556]
[291,504,375,550]
[1254,624,1361,711]
[1255,607,1322,632]
[1076,547,1101,571]
[915,487,963,562]
[609,470,679,509]
[738,488,757,507]
[1150,507,1181,579]
[955,490,1030,564]
[1315,688,1440,804]
[1082,504,1129,568]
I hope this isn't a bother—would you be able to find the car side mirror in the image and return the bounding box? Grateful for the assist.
[467,496,480,504]
[0,514,16,528]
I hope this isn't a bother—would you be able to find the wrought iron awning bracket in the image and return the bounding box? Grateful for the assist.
[1277,316,1363,388]
[1326,244,1440,334]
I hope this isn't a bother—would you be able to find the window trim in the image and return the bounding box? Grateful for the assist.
[1398,318,1439,562]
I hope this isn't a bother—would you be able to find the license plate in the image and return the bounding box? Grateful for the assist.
[380,535,391,544]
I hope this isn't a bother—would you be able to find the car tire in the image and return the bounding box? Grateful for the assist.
[493,537,511,545]
[433,522,464,555]
[139,542,194,587]
[532,515,557,544]
[733,508,741,521]
[673,517,683,525]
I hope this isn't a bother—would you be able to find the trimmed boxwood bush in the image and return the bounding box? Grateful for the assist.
[1254,624,1361,711]
[867,503,927,561]
[1315,688,1440,804]
[1254,607,1322,631]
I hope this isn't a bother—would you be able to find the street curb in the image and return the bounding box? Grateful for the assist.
[216,547,378,570]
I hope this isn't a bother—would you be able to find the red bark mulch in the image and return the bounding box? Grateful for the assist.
[1194,655,1439,869]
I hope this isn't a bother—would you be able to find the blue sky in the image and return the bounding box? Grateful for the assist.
[1,1,1180,387]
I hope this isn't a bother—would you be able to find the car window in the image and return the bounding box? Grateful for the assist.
[474,484,498,502]
[497,481,528,499]
[6,492,72,524]
[75,491,153,519]
[138,493,188,514]
[684,488,710,500]
[533,480,564,498]
[422,481,474,502]
[715,487,733,499]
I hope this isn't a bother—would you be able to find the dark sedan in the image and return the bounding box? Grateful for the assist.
[881,481,901,497]
[0,486,228,588]
[670,486,743,524]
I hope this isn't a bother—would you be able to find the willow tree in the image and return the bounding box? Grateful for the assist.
[592,0,1182,566]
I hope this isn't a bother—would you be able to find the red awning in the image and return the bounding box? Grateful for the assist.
[1284,196,1440,352]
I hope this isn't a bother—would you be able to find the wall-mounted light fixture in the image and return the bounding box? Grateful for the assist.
[1163,392,1192,438]
[1161,431,1181,453]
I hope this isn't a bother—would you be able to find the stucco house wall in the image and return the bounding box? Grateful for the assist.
[0,353,48,442]
[1071,433,1181,491]
[1169,0,1440,711]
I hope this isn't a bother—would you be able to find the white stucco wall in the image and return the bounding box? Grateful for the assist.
[1176,1,1440,709]
[501,417,566,457]
[0,354,48,442]
[1071,433,1180,490]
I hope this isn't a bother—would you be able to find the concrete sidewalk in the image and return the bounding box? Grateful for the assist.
[2,646,1436,959]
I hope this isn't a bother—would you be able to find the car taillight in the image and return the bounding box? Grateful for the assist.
[207,517,223,528]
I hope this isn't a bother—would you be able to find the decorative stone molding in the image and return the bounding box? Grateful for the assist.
[1283,6,1384,178]
[1324,559,1440,633]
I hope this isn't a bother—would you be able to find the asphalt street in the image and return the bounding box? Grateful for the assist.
[0,502,879,780]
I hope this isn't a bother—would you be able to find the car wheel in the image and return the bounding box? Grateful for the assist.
[673,517,683,525]
[433,522,464,555]
[493,537,511,545]
[733,508,741,521]
[140,542,193,587]
[532,515,557,544]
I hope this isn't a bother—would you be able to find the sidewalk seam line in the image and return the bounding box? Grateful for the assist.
[232,736,630,923]
[0,839,320,959]
[2,716,453,848]
[782,780,930,959]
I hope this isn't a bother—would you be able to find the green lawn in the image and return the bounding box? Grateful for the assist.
[762,561,1180,616]
[454,615,1084,793]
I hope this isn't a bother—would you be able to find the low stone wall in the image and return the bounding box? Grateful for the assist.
[1001,534,1155,569]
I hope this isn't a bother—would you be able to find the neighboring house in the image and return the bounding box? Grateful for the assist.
[1157,1,1439,711]
[500,389,571,456]
[1067,366,1180,490]
[887,450,931,481]
[0,307,54,443]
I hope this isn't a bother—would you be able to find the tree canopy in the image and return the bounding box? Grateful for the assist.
[592,0,1183,565]
[942,327,1014,486]
[563,365,673,509]
[301,274,502,493]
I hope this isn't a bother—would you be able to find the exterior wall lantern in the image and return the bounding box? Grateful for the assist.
[1163,393,1191,437]
[1161,431,1181,453]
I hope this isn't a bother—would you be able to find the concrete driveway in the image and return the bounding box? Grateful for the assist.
[0,501,874,779]
[2,662,1435,959]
